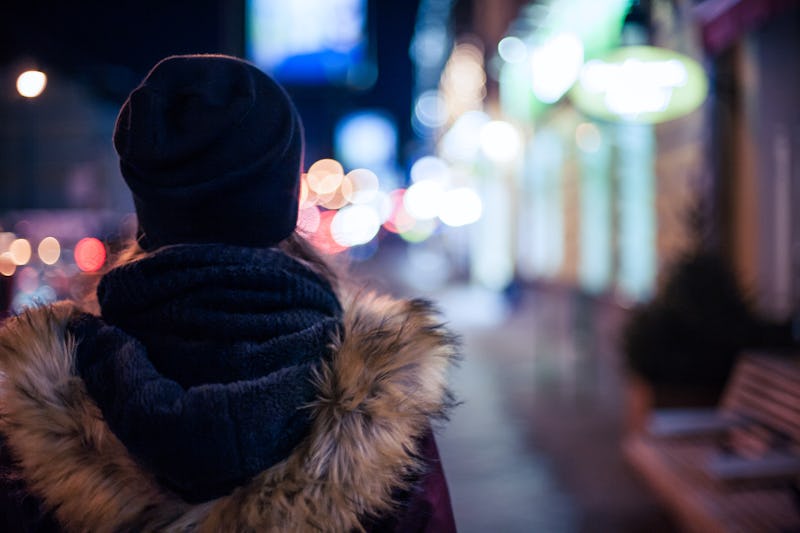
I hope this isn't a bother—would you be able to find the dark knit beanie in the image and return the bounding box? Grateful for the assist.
[113,54,303,250]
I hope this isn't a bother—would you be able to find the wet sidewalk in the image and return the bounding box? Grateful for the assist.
[434,285,576,532]
[431,284,676,532]
[352,244,676,532]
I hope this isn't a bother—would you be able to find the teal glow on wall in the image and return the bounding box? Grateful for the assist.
[578,125,612,293]
[499,57,547,122]
[543,0,630,60]
[498,0,631,118]
[526,129,564,277]
[615,123,656,301]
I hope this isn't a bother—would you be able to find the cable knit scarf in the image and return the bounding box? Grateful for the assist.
[70,244,342,502]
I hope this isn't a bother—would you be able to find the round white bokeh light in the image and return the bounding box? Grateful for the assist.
[16,70,47,98]
[404,180,445,220]
[330,205,381,247]
[438,187,483,227]
[479,120,521,163]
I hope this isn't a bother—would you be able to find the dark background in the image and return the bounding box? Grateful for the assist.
[0,0,424,168]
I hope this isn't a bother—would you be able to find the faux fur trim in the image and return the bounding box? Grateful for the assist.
[0,292,458,532]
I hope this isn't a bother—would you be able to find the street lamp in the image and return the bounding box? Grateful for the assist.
[16,70,47,98]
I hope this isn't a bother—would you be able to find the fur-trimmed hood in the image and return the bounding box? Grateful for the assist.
[0,292,458,532]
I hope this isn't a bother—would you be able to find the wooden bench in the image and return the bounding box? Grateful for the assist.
[623,352,800,533]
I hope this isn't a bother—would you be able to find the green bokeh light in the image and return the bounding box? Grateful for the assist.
[570,46,708,124]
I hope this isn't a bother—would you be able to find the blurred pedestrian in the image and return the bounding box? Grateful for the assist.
[0,54,458,532]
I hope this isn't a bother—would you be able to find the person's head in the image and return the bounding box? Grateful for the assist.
[105,54,339,295]
[113,54,304,252]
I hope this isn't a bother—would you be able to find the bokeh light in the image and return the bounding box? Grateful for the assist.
[297,205,321,235]
[404,180,445,220]
[366,190,393,223]
[410,156,451,184]
[530,32,584,103]
[440,110,490,162]
[410,26,449,69]
[341,168,379,204]
[498,36,528,63]
[318,187,349,210]
[414,90,449,129]
[9,238,32,265]
[331,205,381,247]
[74,237,106,272]
[311,211,348,255]
[573,47,708,123]
[16,70,47,98]
[480,120,522,163]
[441,42,487,121]
[306,159,345,195]
[384,190,416,234]
[438,187,483,227]
[335,112,397,169]
[293,156,390,251]
[299,174,313,209]
[301,184,327,210]
[443,43,486,104]
[400,218,438,243]
[37,236,61,265]
[0,252,16,277]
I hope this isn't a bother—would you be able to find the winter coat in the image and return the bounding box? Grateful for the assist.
[0,289,458,532]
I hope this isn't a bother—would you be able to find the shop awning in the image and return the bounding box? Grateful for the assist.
[693,0,798,54]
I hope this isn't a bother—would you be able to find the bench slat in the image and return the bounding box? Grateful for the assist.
[629,352,800,532]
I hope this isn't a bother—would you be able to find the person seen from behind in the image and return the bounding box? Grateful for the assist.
[0,54,459,532]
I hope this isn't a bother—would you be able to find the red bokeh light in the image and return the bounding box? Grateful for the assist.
[297,205,322,235]
[310,210,347,255]
[74,237,106,272]
[383,189,415,234]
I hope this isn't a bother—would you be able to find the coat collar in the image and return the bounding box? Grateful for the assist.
[0,292,458,532]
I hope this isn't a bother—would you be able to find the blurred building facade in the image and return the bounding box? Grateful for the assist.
[1,0,799,320]
[700,0,800,319]
[1,2,800,530]
[423,0,799,319]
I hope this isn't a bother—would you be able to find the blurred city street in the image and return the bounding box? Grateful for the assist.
[2,1,799,531]
[357,244,677,532]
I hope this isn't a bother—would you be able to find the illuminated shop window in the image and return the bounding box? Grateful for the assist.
[577,123,612,294]
[615,123,656,301]
[522,129,564,278]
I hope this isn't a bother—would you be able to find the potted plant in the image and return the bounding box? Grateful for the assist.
[622,249,793,432]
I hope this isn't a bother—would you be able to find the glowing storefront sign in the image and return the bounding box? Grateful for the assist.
[570,46,708,124]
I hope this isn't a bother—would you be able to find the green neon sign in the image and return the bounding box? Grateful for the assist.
[569,46,708,124]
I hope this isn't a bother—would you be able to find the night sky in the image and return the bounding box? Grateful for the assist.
[1,0,424,163]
